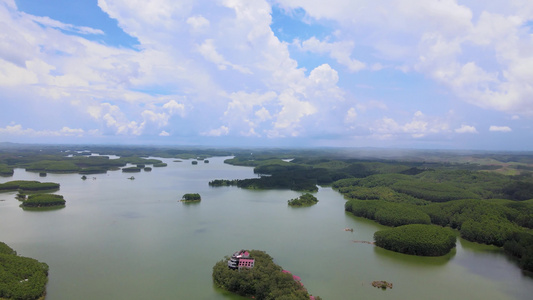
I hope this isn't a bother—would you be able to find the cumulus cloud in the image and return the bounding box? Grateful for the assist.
[455,125,478,134]
[163,100,185,116]
[297,37,365,72]
[186,15,210,33]
[371,111,450,139]
[344,107,357,123]
[1,0,531,148]
[198,39,252,73]
[0,124,85,137]
[489,125,512,132]
[202,125,229,136]
[279,0,533,116]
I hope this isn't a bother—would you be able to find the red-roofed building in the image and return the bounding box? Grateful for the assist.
[228,250,255,270]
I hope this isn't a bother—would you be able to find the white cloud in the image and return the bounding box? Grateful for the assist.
[59,127,85,136]
[2,0,531,148]
[159,130,170,136]
[186,15,210,33]
[141,110,169,127]
[371,111,450,139]
[279,0,533,116]
[308,63,339,87]
[255,107,272,122]
[455,125,478,134]
[0,124,85,137]
[344,107,357,123]
[163,100,185,116]
[298,37,365,72]
[489,125,512,132]
[202,125,229,136]
[27,15,104,35]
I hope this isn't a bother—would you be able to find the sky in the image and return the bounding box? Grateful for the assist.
[0,0,532,150]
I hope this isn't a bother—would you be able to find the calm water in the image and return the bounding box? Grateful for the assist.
[0,156,532,300]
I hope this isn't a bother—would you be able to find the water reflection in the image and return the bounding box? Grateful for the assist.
[373,244,456,267]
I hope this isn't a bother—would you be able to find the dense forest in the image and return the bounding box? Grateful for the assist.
[373,224,457,256]
[181,193,201,202]
[20,194,66,208]
[0,242,48,300]
[211,150,533,272]
[288,193,319,207]
[212,250,321,300]
[0,180,59,192]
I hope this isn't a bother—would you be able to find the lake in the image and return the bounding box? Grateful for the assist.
[0,156,532,299]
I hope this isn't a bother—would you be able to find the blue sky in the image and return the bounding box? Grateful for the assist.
[0,0,532,150]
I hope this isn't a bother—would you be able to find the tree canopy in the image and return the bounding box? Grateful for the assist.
[288,193,318,207]
[212,250,321,300]
[0,242,49,300]
[181,193,201,201]
[374,224,457,256]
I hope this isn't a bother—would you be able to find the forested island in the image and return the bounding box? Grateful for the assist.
[288,193,319,207]
[212,250,321,300]
[374,224,457,256]
[122,166,141,173]
[181,193,201,202]
[0,144,173,175]
[0,242,49,300]
[20,194,66,209]
[0,180,59,193]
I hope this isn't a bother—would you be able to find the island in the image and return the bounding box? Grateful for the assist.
[180,193,201,202]
[373,224,456,256]
[122,166,141,173]
[0,180,60,193]
[372,281,393,290]
[288,193,319,207]
[20,194,66,209]
[0,241,49,300]
[212,249,321,300]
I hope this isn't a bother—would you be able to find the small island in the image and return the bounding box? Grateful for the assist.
[0,241,49,300]
[372,280,393,290]
[209,179,239,187]
[180,193,201,202]
[20,194,66,209]
[288,193,319,207]
[373,224,456,256]
[122,166,141,173]
[0,180,60,193]
[212,249,321,300]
